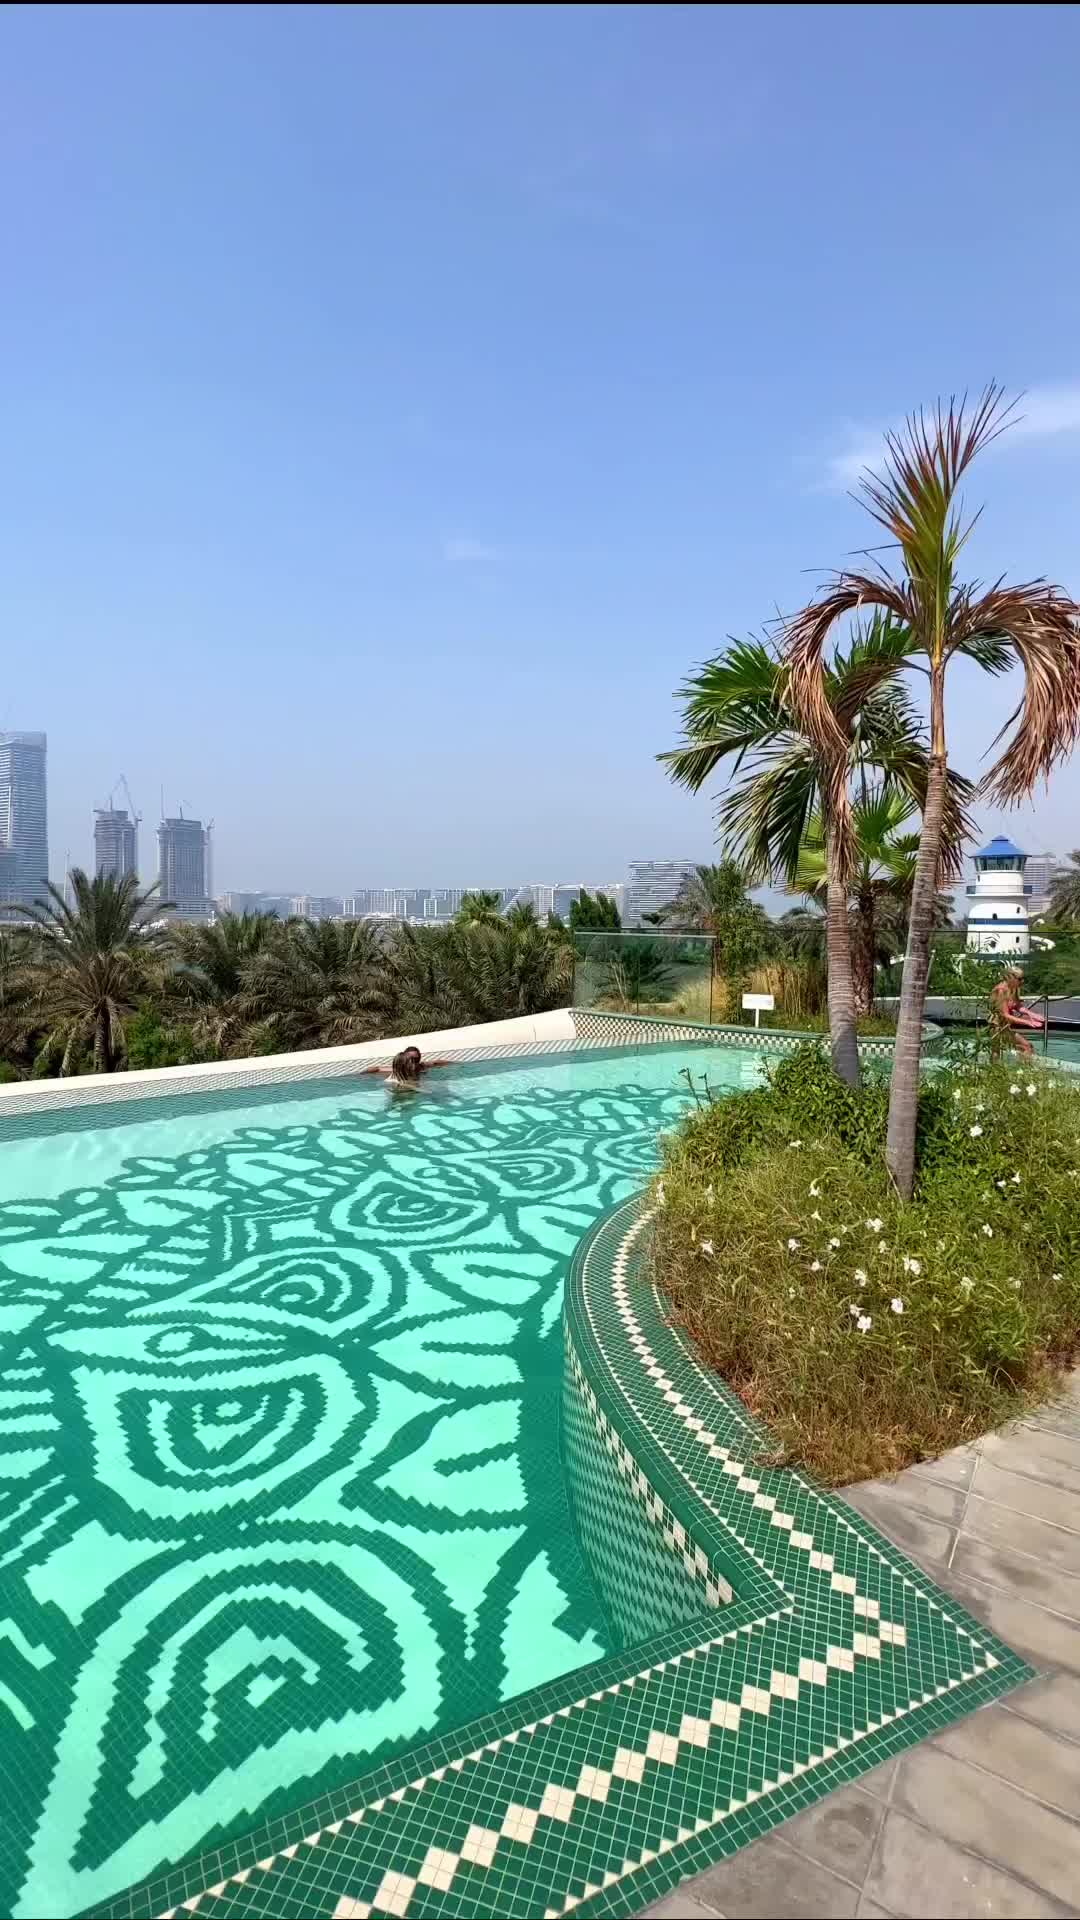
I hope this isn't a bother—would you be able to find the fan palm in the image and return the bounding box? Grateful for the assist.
[787,386,1080,1193]
[239,918,386,1051]
[660,620,972,1084]
[12,869,168,1074]
[455,890,504,927]
[1048,851,1080,926]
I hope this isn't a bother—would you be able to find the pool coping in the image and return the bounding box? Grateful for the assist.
[0,1005,946,1126]
[91,1194,1031,1920]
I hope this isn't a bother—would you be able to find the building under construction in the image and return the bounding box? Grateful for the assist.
[94,808,138,881]
[157,814,213,920]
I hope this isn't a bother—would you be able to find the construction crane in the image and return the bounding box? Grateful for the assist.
[106,775,142,827]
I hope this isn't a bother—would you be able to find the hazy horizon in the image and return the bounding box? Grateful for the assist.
[5,6,1080,896]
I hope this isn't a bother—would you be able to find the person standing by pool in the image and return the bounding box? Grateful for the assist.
[989,968,1044,1057]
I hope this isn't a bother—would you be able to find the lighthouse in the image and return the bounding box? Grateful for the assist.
[965,836,1032,957]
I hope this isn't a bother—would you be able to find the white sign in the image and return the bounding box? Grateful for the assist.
[741,991,775,1028]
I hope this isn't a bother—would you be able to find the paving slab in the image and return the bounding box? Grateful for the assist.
[889,1744,1080,1908]
[663,1833,862,1919]
[644,1370,1080,1920]
[962,1490,1080,1572]
[933,1704,1080,1817]
[970,1455,1080,1529]
[862,1807,1072,1919]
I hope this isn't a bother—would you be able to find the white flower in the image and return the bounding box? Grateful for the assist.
[810,1260,822,1272]
[1053,1272,1063,1282]
[854,1267,868,1286]
[969,1124,983,1138]
[866,1217,883,1233]
[789,1286,796,1298]
[902,1256,921,1276]
[788,1139,802,1149]
[857,1314,872,1333]
[1027,1084,1037,1097]
[700,1239,714,1257]
[787,1238,800,1251]
[1010,1277,1021,1290]
[811,1209,822,1221]
[878,1239,888,1253]
[959,1276,974,1294]
[890,1297,904,1314]
[1010,1084,1021,1096]
[829,1236,841,1249]
[849,1302,860,1316]
[1011,1171,1021,1184]
[809,1180,821,1197]
[996,1179,1006,1190]
[982,1223,994,1238]
[975,1102,985,1113]
[953,1089,962,1102]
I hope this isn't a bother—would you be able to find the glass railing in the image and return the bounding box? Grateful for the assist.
[570,930,716,1021]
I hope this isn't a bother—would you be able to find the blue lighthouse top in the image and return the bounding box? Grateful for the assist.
[974,835,1026,867]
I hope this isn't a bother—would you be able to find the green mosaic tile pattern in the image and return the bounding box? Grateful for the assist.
[562,1339,733,1644]
[2,1061,714,1919]
[571,1010,944,1057]
[90,1194,1030,1920]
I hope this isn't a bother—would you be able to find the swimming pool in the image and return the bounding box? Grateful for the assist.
[0,1040,768,1918]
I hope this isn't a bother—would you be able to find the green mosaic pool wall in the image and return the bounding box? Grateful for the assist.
[561,1337,733,1645]
[91,1193,1031,1920]
[571,1010,945,1056]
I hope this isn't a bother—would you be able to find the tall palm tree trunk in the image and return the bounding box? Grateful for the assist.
[94,1007,112,1074]
[826,840,860,1087]
[886,670,946,1198]
[853,879,876,1016]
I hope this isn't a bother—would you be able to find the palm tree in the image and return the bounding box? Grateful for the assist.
[13,869,168,1074]
[385,920,572,1030]
[455,890,504,926]
[660,621,972,1084]
[0,927,39,1072]
[786,386,1080,1195]
[1048,851,1080,925]
[794,791,954,1014]
[168,910,281,1056]
[239,918,386,1051]
[657,860,772,1018]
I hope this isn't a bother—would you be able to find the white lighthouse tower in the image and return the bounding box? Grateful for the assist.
[965,836,1032,956]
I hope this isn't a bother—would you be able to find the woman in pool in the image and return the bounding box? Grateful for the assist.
[989,968,1044,1057]
[362,1046,452,1086]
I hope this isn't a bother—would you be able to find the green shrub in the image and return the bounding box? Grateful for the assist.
[0,1061,20,1084]
[653,1050,1080,1483]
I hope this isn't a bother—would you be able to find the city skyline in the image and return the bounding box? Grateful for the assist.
[6,10,1080,895]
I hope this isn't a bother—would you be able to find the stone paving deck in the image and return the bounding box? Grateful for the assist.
[643,1372,1080,1918]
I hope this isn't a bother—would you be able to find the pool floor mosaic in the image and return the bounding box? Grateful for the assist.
[85,1194,1031,1920]
[0,1050,727,1919]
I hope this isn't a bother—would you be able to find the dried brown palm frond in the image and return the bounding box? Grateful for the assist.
[956,585,1080,803]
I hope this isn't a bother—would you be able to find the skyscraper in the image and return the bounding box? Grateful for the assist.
[625,859,697,926]
[0,731,48,912]
[94,808,138,882]
[158,816,211,919]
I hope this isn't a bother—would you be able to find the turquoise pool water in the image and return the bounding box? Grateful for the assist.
[0,1040,767,1918]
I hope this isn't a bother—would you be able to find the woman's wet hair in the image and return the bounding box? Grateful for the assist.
[391,1048,421,1080]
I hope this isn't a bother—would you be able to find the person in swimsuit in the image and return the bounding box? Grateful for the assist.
[988,968,1044,1057]
[362,1046,452,1086]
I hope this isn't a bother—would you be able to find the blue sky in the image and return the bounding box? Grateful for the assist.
[4,4,1080,894]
